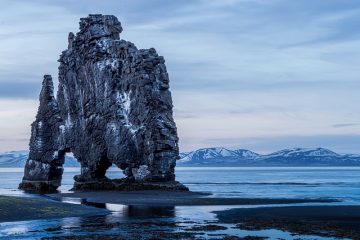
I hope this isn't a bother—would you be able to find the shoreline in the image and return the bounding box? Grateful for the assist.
[0,190,339,222]
[47,190,337,206]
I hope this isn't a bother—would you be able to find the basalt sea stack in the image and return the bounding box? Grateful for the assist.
[19,14,187,192]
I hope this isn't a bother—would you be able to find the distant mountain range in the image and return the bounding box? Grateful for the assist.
[1,148,360,167]
[0,151,79,168]
[178,147,360,166]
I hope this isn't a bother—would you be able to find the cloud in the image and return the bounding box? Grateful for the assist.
[0,0,360,153]
[173,109,198,119]
[0,138,28,142]
[0,82,40,99]
[332,123,360,128]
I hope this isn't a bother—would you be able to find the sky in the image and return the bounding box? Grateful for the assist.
[0,0,359,154]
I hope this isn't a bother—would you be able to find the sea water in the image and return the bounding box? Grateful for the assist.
[2,167,360,203]
[0,167,359,239]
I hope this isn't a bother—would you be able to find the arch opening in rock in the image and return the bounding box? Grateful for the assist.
[58,151,82,191]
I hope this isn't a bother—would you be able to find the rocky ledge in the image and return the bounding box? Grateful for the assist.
[19,14,187,193]
[72,179,189,192]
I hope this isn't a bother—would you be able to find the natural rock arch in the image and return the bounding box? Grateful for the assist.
[19,14,187,192]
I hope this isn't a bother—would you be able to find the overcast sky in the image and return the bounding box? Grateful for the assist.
[0,0,359,153]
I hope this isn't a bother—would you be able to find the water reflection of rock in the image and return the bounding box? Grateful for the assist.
[81,199,175,218]
[61,217,81,234]
[123,205,175,218]
[56,204,178,239]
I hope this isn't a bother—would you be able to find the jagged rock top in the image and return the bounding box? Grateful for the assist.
[73,14,123,44]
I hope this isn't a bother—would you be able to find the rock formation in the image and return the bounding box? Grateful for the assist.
[19,14,187,192]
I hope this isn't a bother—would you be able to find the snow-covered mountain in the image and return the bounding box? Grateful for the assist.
[265,148,339,158]
[178,147,261,166]
[177,147,360,166]
[234,149,260,158]
[0,151,80,167]
[179,147,240,163]
[0,151,29,167]
[2,148,360,168]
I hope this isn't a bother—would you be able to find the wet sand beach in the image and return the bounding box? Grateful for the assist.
[215,205,360,239]
[1,192,359,239]
[0,195,108,222]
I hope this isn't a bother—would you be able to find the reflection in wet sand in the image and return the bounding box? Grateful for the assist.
[61,217,81,231]
[80,199,176,218]
[0,225,29,236]
[0,203,342,240]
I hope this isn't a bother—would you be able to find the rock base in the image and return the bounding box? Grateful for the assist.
[71,179,189,192]
[19,180,60,193]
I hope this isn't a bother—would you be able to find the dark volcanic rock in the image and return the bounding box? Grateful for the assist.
[19,75,65,192]
[19,14,186,193]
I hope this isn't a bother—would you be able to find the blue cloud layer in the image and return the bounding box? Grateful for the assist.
[0,0,359,152]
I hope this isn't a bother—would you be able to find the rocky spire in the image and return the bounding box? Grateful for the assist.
[29,75,61,159]
[19,75,65,192]
[19,14,187,192]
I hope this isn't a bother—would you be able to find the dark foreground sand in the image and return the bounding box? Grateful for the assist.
[215,205,360,239]
[47,190,336,206]
[0,195,107,222]
[2,191,359,239]
[49,190,358,239]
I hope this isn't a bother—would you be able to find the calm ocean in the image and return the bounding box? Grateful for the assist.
[0,167,359,239]
[2,167,360,203]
